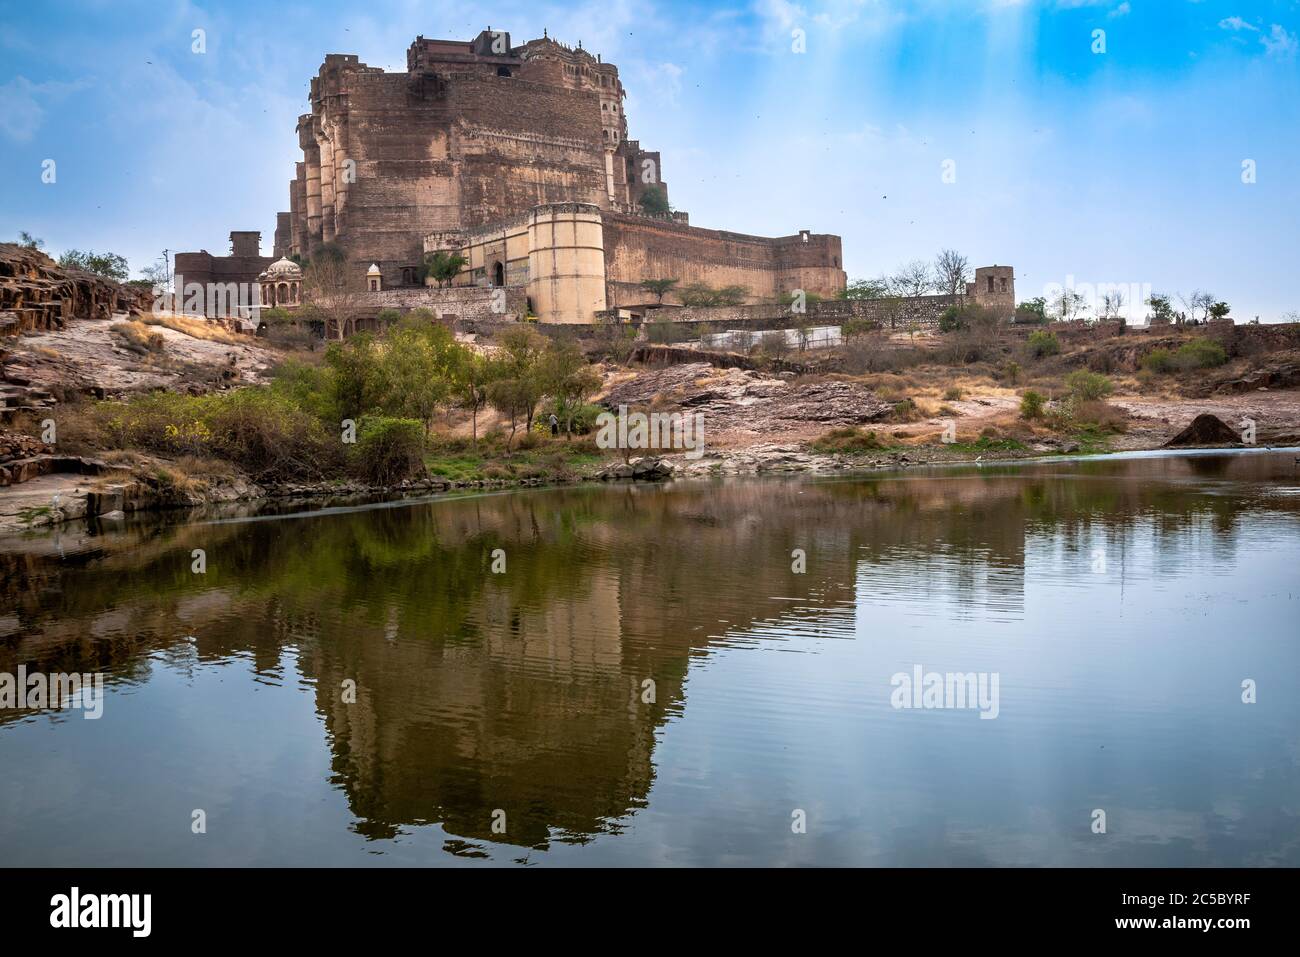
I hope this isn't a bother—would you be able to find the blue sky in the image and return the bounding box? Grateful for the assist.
[2,0,1297,319]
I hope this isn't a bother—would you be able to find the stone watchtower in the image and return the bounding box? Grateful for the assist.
[970,265,1015,318]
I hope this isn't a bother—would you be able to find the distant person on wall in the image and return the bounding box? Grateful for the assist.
[549,413,559,437]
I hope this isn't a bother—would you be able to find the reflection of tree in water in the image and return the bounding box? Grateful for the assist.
[1,453,1296,849]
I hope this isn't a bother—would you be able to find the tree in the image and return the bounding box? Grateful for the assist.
[377,319,460,432]
[419,251,468,288]
[934,249,970,299]
[841,318,877,341]
[639,186,670,215]
[16,232,43,250]
[715,285,748,306]
[1208,301,1231,321]
[140,253,172,294]
[1146,293,1176,325]
[761,330,791,361]
[541,338,602,438]
[487,377,534,450]
[640,278,679,303]
[1049,288,1088,323]
[1015,297,1047,324]
[495,325,549,432]
[1100,288,1125,319]
[302,251,368,340]
[1178,290,1215,325]
[837,278,889,301]
[794,314,813,351]
[452,349,502,443]
[58,249,129,281]
[677,282,748,307]
[324,333,384,420]
[891,260,934,300]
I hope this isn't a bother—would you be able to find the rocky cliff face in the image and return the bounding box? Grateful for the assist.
[0,244,152,337]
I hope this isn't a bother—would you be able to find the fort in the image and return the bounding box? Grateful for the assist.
[174,28,1011,328]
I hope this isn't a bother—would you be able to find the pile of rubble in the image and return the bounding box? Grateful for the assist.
[0,427,107,487]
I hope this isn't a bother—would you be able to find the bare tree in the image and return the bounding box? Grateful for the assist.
[891,260,935,300]
[1049,288,1088,323]
[934,249,970,300]
[1100,287,1125,319]
[1177,290,1215,326]
[302,254,369,341]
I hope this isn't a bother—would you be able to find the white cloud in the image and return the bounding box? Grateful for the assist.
[1217,16,1259,33]
[1261,23,1298,59]
[0,76,86,142]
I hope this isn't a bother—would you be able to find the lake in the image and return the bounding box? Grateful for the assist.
[1,450,1297,866]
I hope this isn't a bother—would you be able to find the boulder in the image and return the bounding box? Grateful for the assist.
[631,456,673,480]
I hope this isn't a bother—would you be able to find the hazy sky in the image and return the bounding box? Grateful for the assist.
[2,0,1297,319]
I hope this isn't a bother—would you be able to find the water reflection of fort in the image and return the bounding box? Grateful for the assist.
[2,453,1294,849]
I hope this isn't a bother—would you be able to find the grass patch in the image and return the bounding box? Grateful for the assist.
[945,435,1029,454]
[141,312,246,345]
[810,426,892,454]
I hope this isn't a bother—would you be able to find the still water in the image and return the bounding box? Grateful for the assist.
[1,451,1297,866]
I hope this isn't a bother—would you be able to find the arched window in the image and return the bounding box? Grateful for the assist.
[493,261,505,287]
[497,66,511,77]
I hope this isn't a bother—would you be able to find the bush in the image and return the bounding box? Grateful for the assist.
[1020,390,1047,419]
[891,398,922,422]
[1141,348,1175,373]
[841,318,878,340]
[1065,370,1113,401]
[938,306,965,333]
[351,416,425,485]
[264,323,319,351]
[645,317,691,344]
[538,400,604,436]
[943,387,963,401]
[86,388,340,482]
[1174,339,1228,370]
[810,427,889,454]
[1026,330,1060,358]
[1071,400,1128,433]
[110,321,165,355]
[205,388,340,481]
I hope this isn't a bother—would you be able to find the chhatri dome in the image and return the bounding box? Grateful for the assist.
[261,257,303,280]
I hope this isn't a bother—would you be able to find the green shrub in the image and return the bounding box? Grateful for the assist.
[841,318,878,340]
[1026,330,1060,358]
[351,416,425,485]
[1174,339,1228,370]
[943,387,963,401]
[537,400,605,436]
[1141,348,1175,373]
[810,427,889,454]
[86,388,339,482]
[1020,390,1047,419]
[938,306,965,333]
[1065,369,1113,401]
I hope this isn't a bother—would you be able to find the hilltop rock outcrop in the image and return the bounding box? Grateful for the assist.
[0,243,152,338]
